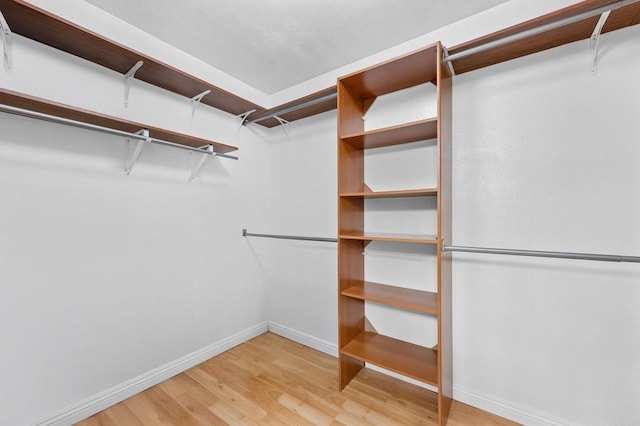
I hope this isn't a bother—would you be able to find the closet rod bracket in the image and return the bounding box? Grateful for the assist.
[190,89,211,119]
[237,109,256,127]
[0,10,12,72]
[273,115,290,136]
[124,60,144,107]
[590,11,610,73]
[188,144,215,182]
[125,128,150,174]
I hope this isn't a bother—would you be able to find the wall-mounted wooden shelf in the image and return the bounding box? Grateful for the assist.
[2,0,638,128]
[339,188,438,198]
[0,88,237,153]
[448,0,640,74]
[340,331,439,386]
[341,118,438,149]
[0,0,265,118]
[248,86,337,128]
[341,282,438,315]
[339,232,438,244]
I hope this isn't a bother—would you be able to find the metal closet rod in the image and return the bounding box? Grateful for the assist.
[248,92,337,125]
[443,0,640,63]
[442,244,640,263]
[241,229,640,263]
[242,229,337,243]
[0,104,238,160]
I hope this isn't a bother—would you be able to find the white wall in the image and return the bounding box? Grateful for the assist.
[261,24,640,426]
[0,34,273,425]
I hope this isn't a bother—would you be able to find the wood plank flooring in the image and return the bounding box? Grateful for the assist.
[77,332,517,425]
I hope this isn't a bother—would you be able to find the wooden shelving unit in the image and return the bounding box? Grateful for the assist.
[337,43,453,425]
[0,88,237,153]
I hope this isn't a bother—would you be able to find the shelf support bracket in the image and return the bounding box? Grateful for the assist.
[590,11,610,73]
[0,10,13,72]
[273,115,290,136]
[125,128,150,175]
[237,109,256,127]
[188,144,215,182]
[124,60,144,107]
[190,89,211,119]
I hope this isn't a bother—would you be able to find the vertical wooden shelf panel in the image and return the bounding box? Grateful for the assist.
[337,77,366,389]
[337,42,453,425]
[437,43,454,425]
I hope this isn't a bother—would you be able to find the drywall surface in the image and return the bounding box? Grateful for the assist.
[261,25,640,426]
[450,25,640,426]
[258,111,338,346]
[0,35,271,425]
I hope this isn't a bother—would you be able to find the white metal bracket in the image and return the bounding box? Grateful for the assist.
[123,60,143,107]
[188,144,215,182]
[125,128,150,174]
[273,115,290,136]
[590,11,610,73]
[237,109,256,127]
[0,10,13,72]
[190,89,211,119]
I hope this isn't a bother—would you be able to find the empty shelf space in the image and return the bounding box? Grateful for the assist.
[340,118,438,149]
[341,282,437,315]
[341,331,438,386]
[339,232,438,244]
[340,188,438,198]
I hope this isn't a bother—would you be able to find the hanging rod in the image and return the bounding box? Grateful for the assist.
[242,229,337,243]
[248,92,337,125]
[443,0,640,63]
[241,228,639,263]
[0,103,238,160]
[442,243,640,263]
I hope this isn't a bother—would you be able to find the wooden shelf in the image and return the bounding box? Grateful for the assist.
[341,331,438,386]
[248,86,337,128]
[340,188,438,198]
[341,282,437,315]
[5,0,639,128]
[341,118,438,149]
[0,88,238,153]
[448,0,640,74]
[0,0,335,127]
[0,0,265,118]
[339,232,437,244]
[339,44,439,99]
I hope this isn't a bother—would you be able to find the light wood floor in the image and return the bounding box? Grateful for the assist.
[77,332,517,425]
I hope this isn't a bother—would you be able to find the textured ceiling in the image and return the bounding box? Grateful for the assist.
[84,0,509,94]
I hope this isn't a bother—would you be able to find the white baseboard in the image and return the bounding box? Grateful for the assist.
[453,385,579,426]
[267,321,338,357]
[34,321,268,426]
[32,320,577,426]
[267,322,578,426]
